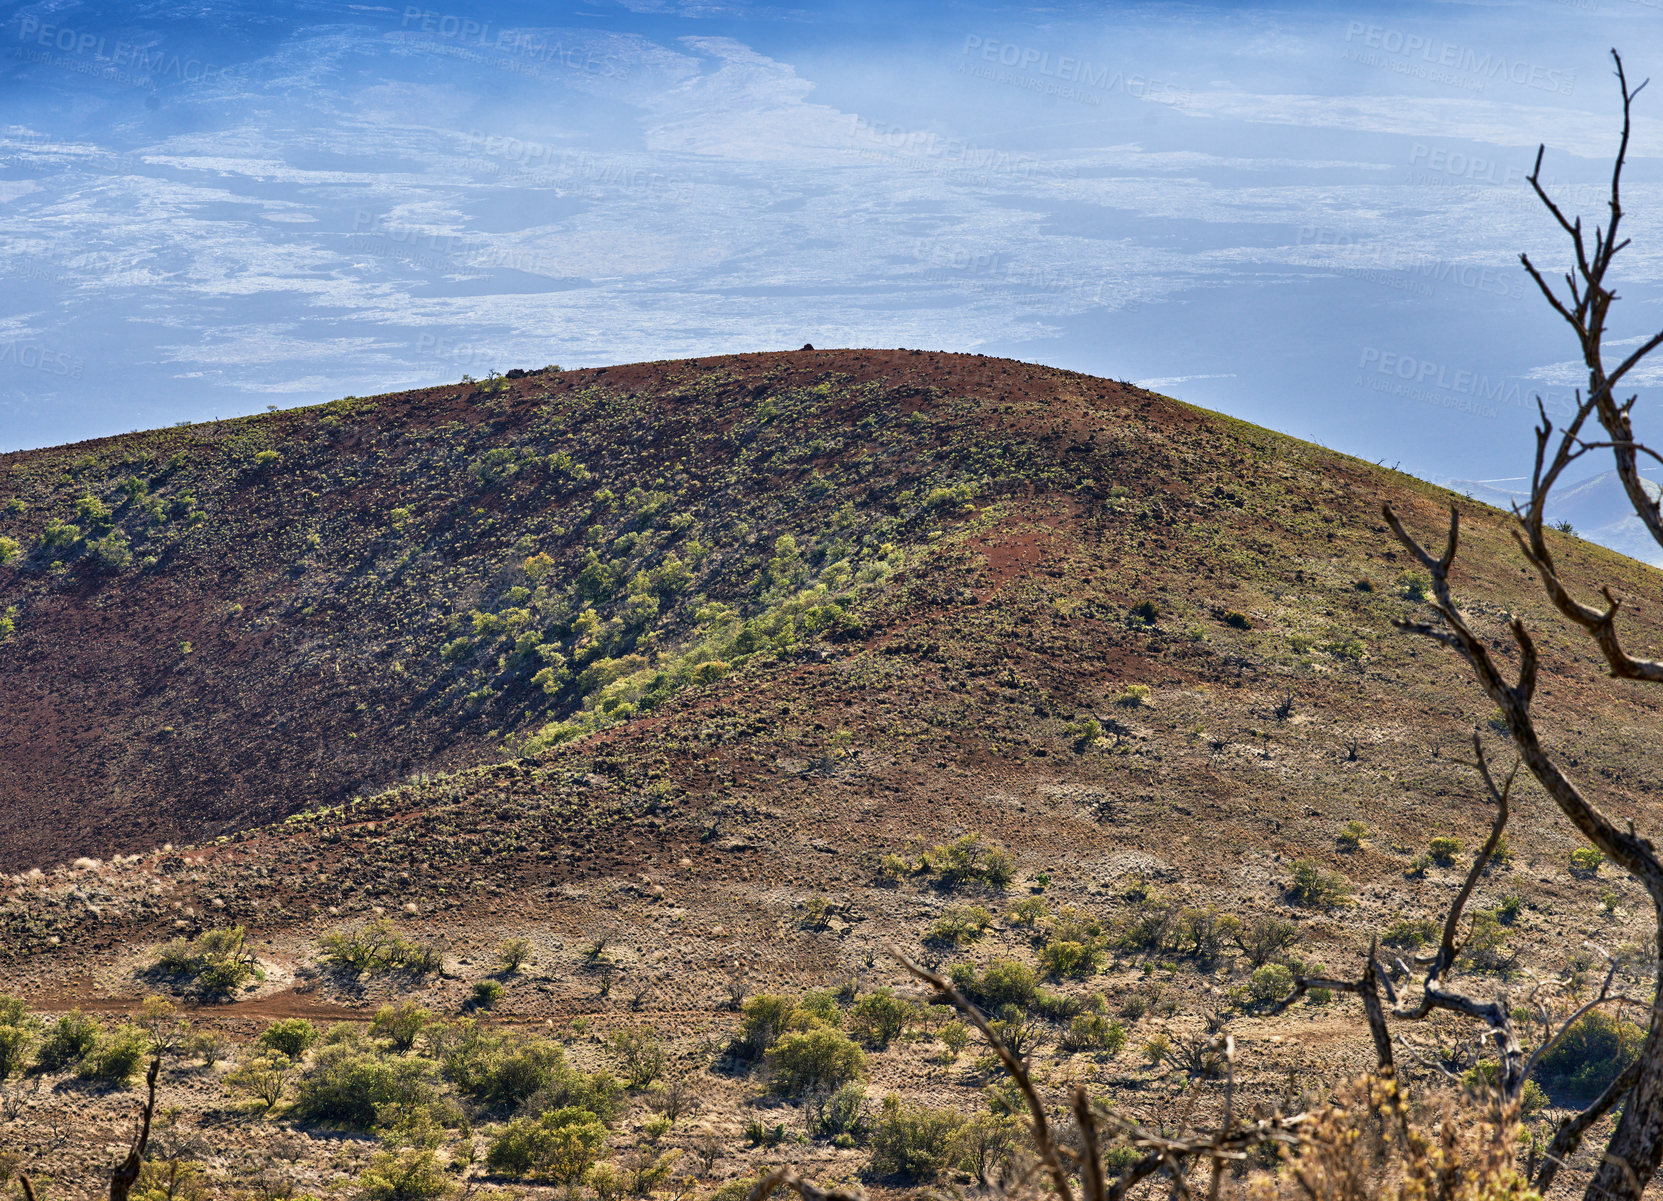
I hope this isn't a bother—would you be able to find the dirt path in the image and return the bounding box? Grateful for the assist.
[23,989,735,1030]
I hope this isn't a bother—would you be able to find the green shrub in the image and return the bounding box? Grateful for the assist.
[371,1002,432,1054]
[1383,917,1440,949]
[1230,914,1299,967]
[588,1160,630,1201]
[1537,1011,1644,1097]
[37,1010,101,1070]
[1248,963,1295,1005]
[1113,892,1181,953]
[733,994,826,1059]
[810,1082,870,1140]
[1428,838,1462,866]
[78,1023,149,1085]
[497,938,534,974]
[1222,611,1251,630]
[86,531,132,570]
[227,1052,293,1109]
[1065,718,1103,749]
[431,1023,620,1120]
[1038,939,1102,978]
[486,1106,608,1182]
[923,834,1015,891]
[1061,1014,1127,1054]
[0,1019,33,1080]
[258,1019,318,1060]
[0,536,19,565]
[471,980,503,1009]
[291,1043,438,1128]
[609,1025,667,1090]
[869,1095,966,1181]
[925,904,993,948]
[876,853,914,885]
[1457,912,1514,975]
[950,960,1039,1011]
[1112,684,1151,707]
[1006,898,1049,928]
[1336,821,1368,852]
[938,1022,969,1059]
[923,481,978,511]
[849,989,913,1049]
[1287,859,1352,908]
[1570,847,1604,877]
[355,1146,455,1201]
[767,1027,866,1095]
[1324,636,1365,660]
[152,926,259,997]
[39,518,80,551]
[797,991,842,1027]
[1142,1034,1171,1065]
[74,494,112,526]
[318,918,438,976]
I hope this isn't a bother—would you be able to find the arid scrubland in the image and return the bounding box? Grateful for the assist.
[7,128,1663,1193]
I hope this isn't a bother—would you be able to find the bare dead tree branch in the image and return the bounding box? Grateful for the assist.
[1384,49,1663,1201]
[746,1166,868,1201]
[1537,1057,1645,1193]
[892,949,1076,1201]
[1270,945,1394,1072]
[108,1053,162,1201]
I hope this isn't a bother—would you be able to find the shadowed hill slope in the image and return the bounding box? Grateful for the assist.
[1,346,1660,874]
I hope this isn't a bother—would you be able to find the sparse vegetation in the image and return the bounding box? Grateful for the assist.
[318,918,440,976]
[1537,1010,1644,1097]
[1570,846,1604,876]
[920,834,1015,891]
[767,1026,866,1095]
[1428,837,1462,866]
[1287,859,1352,908]
[151,926,260,996]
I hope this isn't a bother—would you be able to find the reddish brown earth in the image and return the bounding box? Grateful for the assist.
[0,349,1659,1198]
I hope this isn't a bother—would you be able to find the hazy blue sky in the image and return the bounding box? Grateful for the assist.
[2,0,1661,491]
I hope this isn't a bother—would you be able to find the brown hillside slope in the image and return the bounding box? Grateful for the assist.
[0,348,1660,872]
[3,351,1663,1196]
